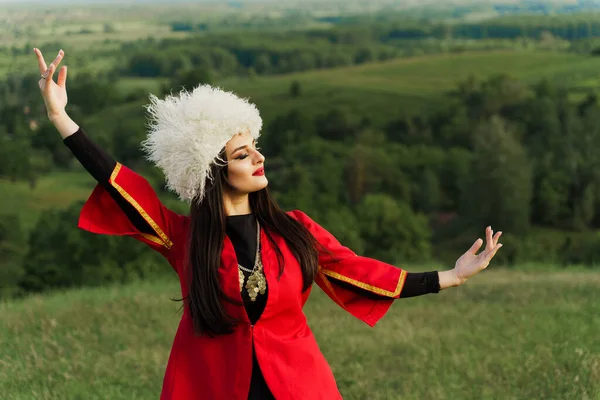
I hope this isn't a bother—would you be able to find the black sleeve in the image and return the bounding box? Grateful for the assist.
[63,127,117,184]
[328,271,440,299]
[63,128,155,235]
[398,271,440,298]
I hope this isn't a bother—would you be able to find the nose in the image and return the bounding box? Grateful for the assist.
[254,148,265,164]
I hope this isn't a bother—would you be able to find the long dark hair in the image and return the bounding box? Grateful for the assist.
[185,160,319,336]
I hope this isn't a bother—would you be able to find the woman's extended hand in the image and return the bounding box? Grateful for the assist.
[453,226,503,285]
[34,48,68,120]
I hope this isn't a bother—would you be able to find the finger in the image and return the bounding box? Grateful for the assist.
[48,49,64,73]
[57,65,67,88]
[44,64,56,87]
[486,226,494,251]
[34,48,48,74]
[468,238,483,255]
[485,243,503,262]
[493,231,502,246]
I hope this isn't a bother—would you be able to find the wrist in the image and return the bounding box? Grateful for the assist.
[438,269,465,290]
[48,111,79,140]
[48,109,68,123]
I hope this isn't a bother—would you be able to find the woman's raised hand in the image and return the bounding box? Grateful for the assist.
[453,226,503,285]
[34,48,68,120]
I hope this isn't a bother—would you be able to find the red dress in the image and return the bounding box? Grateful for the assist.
[78,162,407,400]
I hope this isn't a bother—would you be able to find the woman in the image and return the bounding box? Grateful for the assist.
[34,48,502,400]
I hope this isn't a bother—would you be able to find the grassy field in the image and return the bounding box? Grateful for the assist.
[1,268,598,400]
[0,171,95,231]
[217,50,600,124]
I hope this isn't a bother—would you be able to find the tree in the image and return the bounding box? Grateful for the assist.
[263,109,314,156]
[126,52,170,77]
[353,47,373,64]
[315,109,356,142]
[20,202,168,293]
[321,208,365,255]
[460,116,532,233]
[356,194,431,263]
[169,67,213,93]
[68,74,122,114]
[254,53,272,74]
[414,168,441,214]
[290,81,301,98]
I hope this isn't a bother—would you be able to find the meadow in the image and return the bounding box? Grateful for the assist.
[1,267,598,400]
[216,50,600,125]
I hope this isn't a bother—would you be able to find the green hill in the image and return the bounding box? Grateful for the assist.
[1,269,598,399]
[0,171,95,231]
[215,50,600,124]
[7,49,600,230]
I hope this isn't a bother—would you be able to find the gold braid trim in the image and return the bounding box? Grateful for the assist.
[317,269,345,306]
[320,268,407,298]
[109,163,173,249]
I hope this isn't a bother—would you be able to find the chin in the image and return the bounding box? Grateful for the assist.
[254,176,268,191]
[241,179,268,195]
[257,177,268,190]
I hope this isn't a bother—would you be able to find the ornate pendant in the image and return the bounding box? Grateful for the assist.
[245,264,267,302]
[238,269,245,293]
[237,220,267,301]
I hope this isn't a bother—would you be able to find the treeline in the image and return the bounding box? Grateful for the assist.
[119,34,399,80]
[328,17,600,42]
[112,18,600,83]
[169,13,600,43]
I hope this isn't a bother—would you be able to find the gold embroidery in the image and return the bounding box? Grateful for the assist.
[140,233,167,247]
[320,268,407,297]
[317,269,344,306]
[109,163,173,249]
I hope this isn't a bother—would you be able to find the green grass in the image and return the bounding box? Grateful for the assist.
[1,268,598,399]
[0,167,188,232]
[216,50,600,124]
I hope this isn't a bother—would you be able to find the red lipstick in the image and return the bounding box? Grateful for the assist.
[253,167,265,176]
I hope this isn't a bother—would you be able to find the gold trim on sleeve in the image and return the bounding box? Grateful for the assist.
[109,163,173,249]
[320,268,407,297]
[317,269,345,306]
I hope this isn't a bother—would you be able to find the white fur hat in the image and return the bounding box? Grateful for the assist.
[141,84,262,203]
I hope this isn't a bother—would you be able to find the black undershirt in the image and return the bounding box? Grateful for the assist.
[64,127,440,399]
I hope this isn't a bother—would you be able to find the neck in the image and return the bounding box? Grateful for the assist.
[223,190,252,216]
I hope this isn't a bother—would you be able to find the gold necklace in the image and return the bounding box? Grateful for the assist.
[237,221,266,302]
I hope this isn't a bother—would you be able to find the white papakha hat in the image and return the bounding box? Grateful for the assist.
[141,84,262,203]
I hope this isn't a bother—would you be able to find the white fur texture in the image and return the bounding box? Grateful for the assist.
[141,84,262,203]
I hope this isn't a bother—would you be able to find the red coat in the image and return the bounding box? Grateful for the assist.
[78,163,407,399]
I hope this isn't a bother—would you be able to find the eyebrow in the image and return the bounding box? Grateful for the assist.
[230,139,256,157]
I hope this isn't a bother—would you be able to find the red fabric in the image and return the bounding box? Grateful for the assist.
[78,163,188,267]
[288,210,407,327]
[77,164,406,399]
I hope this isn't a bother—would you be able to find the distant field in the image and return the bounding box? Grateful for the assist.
[0,171,94,231]
[0,16,191,79]
[1,268,598,399]
[217,50,600,124]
